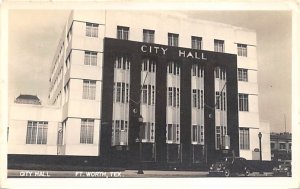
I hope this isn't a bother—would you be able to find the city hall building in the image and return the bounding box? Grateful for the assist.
[8,10,271,168]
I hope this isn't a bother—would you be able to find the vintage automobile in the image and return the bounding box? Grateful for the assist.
[209,157,251,177]
[273,160,292,177]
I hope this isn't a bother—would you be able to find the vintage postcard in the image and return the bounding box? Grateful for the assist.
[0,1,299,189]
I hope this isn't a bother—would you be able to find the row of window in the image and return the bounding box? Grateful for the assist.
[85,23,248,56]
[63,51,248,82]
[116,26,248,56]
[81,81,249,111]
[25,119,95,145]
[271,142,292,150]
[25,120,250,149]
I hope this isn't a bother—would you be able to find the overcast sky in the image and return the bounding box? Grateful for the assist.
[8,10,292,133]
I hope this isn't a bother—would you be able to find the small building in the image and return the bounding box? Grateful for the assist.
[14,94,42,105]
[270,132,292,161]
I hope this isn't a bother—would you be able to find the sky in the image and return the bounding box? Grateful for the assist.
[8,10,292,133]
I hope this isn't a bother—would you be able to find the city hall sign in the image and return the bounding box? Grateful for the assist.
[140,44,208,60]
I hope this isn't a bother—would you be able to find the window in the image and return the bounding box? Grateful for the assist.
[239,128,249,150]
[143,29,155,43]
[237,44,247,57]
[113,120,128,132]
[192,89,204,109]
[80,119,94,144]
[142,85,147,104]
[142,58,156,72]
[192,125,204,143]
[215,67,226,80]
[215,126,227,149]
[117,26,129,40]
[214,39,224,53]
[112,119,128,145]
[83,80,96,100]
[279,143,286,150]
[114,56,130,70]
[168,61,180,75]
[238,68,248,82]
[140,122,155,141]
[192,89,197,108]
[26,121,48,144]
[167,124,180,143]
[271,142,275,150]
[168,87,173,106]
[113,82,130,103]
[215,91,226,111]
[215,92,220,109]
[84,51,97,66]
[141,85,155,105]
[191,36,202,50]
[192,64,203,77]
[168,33,179,47]
[167,87,180,107]
[86,23,98,37]
[239,93,249,111]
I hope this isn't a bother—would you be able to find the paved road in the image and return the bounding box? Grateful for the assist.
[7,169,274,178]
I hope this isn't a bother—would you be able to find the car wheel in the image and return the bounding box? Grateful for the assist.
[244,168,250,176]
[224,169,230,177]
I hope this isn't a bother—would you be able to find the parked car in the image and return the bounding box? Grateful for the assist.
[209,157,251,177]
[273,160,292,177]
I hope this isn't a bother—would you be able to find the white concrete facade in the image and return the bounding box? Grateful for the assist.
[8,104,61,155]
[8,10,270,160]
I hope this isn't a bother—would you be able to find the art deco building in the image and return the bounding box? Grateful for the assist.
[8,10,271,167]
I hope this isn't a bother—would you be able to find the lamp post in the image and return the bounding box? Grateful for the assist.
[258,132,263,174]
[258,132,262,161]
[136,115,144,174]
